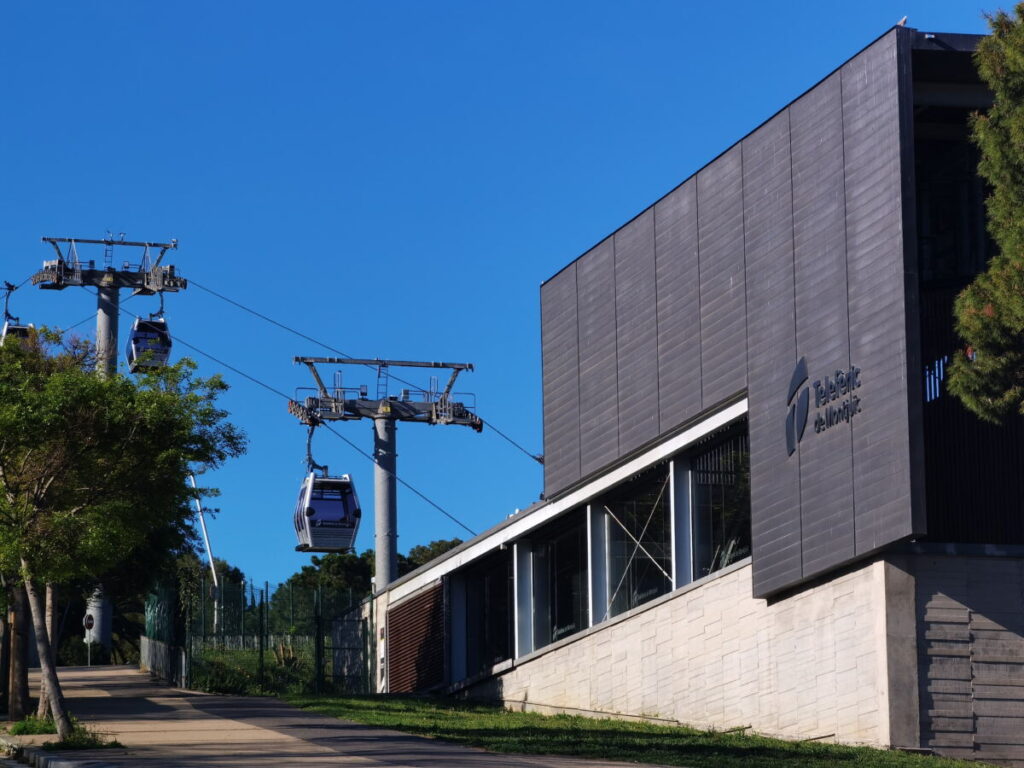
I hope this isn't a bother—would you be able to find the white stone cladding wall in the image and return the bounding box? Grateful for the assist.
[469,559,891,745]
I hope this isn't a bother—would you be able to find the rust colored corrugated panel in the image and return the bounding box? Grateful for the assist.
[387,583,444,693]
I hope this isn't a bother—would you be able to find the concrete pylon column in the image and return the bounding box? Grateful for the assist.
[95,284,119,378]
[373,416,397,590]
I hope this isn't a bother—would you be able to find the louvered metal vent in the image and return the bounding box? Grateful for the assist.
[387,583,445,693]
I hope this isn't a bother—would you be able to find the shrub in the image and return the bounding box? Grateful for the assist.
[42,721,122,751]
[9,715,57,735]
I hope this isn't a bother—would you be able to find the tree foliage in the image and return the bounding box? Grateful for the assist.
[0,330,245,735]
[0,331,245,582]
[403,538,463,572]
[280,538,464,598]
[949,4,1024,421]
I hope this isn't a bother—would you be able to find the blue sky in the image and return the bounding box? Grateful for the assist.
[0,1,990,587]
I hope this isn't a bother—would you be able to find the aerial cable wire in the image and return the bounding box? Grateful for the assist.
[190,279,451,396]
[105,301,477,536]
[60,289,139,333]
[189,278,543,465]
[320,423,476,537]
[480,418,544,465]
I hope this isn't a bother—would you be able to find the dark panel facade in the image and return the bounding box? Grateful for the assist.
[540,264,580,496]
[842,32,917,556]
[615,210,660,455]
[655,180,702,433]
[697,145,748,408]
[541,29,923,596]
[577,239,619,477]
[790,72,856,579]
[743,110,801,594]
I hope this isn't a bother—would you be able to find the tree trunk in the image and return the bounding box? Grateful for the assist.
[8,586,28,720]
[0,607,9,716]
[20,566,71,740]
[35,584,55,719]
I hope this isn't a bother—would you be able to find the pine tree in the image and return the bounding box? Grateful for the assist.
[949,5,1024,421]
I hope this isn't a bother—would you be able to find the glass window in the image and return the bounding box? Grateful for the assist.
[691,426,751,578]
[598,462,672,619]
[532,512,588,649]
[463,550,513,677]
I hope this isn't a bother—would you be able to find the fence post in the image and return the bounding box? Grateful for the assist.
[257,584,265,691]
[222,577,227,641]
[314,587,323,695]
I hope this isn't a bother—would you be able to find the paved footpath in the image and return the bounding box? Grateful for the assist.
[7,667,667,768]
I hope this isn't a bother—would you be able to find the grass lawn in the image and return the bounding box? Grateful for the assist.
[285,694,977,768]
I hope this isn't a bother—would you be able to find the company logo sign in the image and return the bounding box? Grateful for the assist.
[785,357,810,457]
[811,366,862,434]
[785,357,863,457]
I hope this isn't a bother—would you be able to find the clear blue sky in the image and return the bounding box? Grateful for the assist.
[0,1,990,587]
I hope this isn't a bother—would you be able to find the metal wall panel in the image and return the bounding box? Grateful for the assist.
[790,72,857,580]
[743,111,802,597]
[655,180,702,433]
[841,31,916,555]
[615,210,660,455]
[540,265,580,496]
[577,239,620,477]
[697,145,748,408]
[540,29,917,598]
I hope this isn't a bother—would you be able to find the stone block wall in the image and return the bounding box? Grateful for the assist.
[466,559,896,745]
[916,554,1024,766]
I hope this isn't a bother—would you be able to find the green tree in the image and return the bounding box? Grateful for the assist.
[949,4,1024,421]
[269,539,464,633]
[402,538,463,573]
[0,332,244,737]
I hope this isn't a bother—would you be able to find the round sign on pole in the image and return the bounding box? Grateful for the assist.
[83,614,94,631]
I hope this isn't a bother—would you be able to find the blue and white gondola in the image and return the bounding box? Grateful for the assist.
[125,316,172,372]
[293,472,361,553]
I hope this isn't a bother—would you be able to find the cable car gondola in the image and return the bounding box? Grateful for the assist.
[1,282,32,347]
[0,318,33,346]
[294,425,361,553]
[293,472,362,553]
[126,315,172,372]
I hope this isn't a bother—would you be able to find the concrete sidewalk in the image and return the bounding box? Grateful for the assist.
[6,667,667,767]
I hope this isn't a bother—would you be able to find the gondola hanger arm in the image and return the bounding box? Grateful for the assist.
[441,368,461,401]
[304,361,330,399]
[305,425,327,475]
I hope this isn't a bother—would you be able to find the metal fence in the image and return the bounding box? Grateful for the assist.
[180,578,370,696]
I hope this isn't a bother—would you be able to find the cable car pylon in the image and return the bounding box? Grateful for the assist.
[31,235,186,377]
[24,234,185,653]
[288,357,482,590]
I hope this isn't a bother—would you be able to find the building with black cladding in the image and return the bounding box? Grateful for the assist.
[367,26,1024,765]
